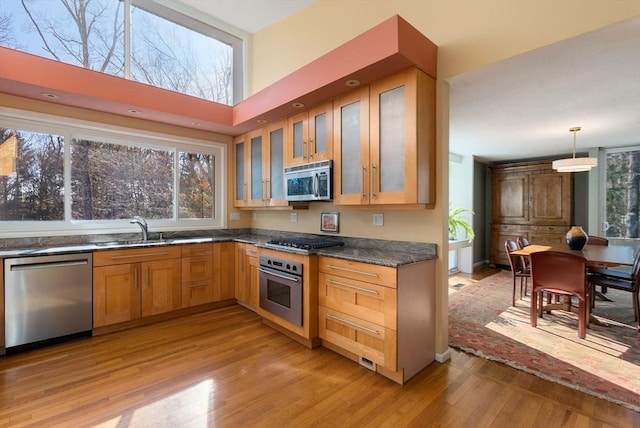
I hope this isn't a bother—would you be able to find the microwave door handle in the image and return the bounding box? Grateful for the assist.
[313,173,319,197]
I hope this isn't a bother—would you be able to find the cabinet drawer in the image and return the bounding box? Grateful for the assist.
[181,243,213,257]
[318,257,396,288]
[94,246,181,266]
[182,254,213,282]
[319,306,396,370]
[182,278,214,308]
[319,272,397,329]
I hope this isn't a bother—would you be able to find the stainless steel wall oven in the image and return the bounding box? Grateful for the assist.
[258,254,303,326]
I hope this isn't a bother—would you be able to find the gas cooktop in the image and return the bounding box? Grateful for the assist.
[266,237,345,251]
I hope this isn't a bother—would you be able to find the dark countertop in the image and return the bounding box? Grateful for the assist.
[0,232,436,268]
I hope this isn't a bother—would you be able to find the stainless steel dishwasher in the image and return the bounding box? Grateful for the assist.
[4,253,93,352]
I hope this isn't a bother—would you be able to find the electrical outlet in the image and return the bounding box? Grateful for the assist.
[290,212,298,222]
[230,212,240,221]
[373,213,384,226]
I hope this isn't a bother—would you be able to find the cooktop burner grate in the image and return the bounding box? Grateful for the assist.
[267,237,345,250]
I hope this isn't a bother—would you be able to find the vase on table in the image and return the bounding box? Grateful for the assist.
[566,226,588,250]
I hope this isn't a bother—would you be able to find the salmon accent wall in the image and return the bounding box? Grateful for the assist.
[0,15,436,138]
[233,15,437,128]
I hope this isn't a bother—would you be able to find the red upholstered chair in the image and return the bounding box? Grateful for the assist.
[588,250,640,331]
[505,239,530,306]
[530,251,590,339]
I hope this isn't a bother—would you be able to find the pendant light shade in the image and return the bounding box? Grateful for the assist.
[552,127,597,172]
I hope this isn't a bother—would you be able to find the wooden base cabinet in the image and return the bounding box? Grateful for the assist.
[93,247,182,328]
[235,243,258,309]
[318,256,435,384]
[181,243,214,308]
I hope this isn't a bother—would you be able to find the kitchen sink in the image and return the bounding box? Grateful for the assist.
[94,239,168,248]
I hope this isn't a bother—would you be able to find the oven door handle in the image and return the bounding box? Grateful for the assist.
[258,267,300,282]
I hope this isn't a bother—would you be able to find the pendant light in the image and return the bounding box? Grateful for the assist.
[552,126,597,172]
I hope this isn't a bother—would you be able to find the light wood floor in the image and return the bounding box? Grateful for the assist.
[1,304,638,427]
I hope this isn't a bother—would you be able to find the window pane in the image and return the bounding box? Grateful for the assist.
[2,0,125,76]
[179,152,214,219]
[0,128,64,221]
[605,149,640,239]
[130,6,233,104]
[70,139,174,220]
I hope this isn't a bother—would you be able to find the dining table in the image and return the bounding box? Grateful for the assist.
[510,244,634,268]
[510,243,635,324]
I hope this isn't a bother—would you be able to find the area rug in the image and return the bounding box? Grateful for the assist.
[449,270,640,412]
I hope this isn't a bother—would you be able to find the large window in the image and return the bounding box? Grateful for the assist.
[602,147,640,243]
[1,0,244,105]
[0,108,226,237]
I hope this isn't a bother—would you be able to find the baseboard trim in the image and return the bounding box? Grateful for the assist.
[435,348,451,363]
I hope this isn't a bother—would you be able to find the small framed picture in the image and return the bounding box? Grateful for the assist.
[320,212,339,233]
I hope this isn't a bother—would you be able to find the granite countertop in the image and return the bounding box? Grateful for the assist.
[0,232,436,267]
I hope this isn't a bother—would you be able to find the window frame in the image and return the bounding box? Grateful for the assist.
[0,107,227,238]
[131,0,247,104]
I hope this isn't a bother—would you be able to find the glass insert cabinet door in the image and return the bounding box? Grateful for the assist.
[286,101,333,166]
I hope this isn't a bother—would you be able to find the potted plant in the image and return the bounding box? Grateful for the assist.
[448,206,475,242]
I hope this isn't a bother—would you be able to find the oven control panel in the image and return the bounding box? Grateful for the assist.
[259,255,303,276]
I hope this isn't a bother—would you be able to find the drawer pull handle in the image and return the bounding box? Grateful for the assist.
[189,257,207,262]
[327,314,379,335]
[326,265,379,278]
[110,252,172,260]
[189,282,208,288]
[187,251,209,256]
[326,279,379,295]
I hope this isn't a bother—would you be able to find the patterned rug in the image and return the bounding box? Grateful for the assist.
[449,270,640,412]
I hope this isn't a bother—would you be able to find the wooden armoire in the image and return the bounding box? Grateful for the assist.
[490,160,572,266]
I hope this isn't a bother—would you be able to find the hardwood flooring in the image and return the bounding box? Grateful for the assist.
[1,304,638,427]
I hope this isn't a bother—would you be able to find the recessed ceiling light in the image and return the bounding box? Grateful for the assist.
[192,121,202,126]
[345,79,361,87]
[257,119,267,124]
[127,109,141,114]
[41,92,59,99]
[292,102,305,108]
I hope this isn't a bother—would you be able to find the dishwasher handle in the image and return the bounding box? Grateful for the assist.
[9,259,90,271]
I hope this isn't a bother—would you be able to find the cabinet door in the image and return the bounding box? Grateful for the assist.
[265,121,286,207]
[490,225,526,266]
[247,128,266,207]
[308,101,333,163]
[213,242,235,301]
[493,173,529,224]
[248,253,259,309]
[141,259,181,317]
[529,172,571,225]
[287,111,309,166]
[233,135,247,207]
[234,243,249,304]
[333,86,370,205]
[369,69,417,204]
[93,264,141,327]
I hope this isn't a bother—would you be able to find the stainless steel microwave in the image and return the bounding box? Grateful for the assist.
[284,160,332,201]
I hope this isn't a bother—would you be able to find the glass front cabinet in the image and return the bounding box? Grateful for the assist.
[286,101,333,166]
[333,67,436,207]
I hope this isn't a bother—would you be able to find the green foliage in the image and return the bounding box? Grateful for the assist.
[449,206,475,242]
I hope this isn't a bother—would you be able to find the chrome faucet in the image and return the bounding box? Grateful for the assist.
[130,216,148,241]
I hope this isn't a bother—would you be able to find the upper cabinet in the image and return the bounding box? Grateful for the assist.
[285,101,333,166]
[333,68,436,207]
[233,121,287,208]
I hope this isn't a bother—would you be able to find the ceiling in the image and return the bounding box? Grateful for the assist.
[172,3,640,163]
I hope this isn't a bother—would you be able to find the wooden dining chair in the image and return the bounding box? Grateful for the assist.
[505,239,530,306]
[530,251,590,338]
[588,249,640,331]
[516,236,530,248]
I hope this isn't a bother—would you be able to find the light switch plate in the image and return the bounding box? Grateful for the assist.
[230,212,240,221]
[290,212,298,222]
[252,212,257,220]
[373,213,384,226]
